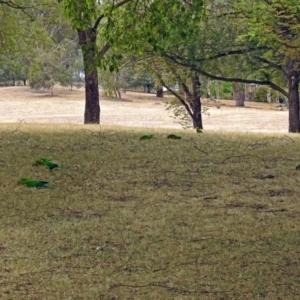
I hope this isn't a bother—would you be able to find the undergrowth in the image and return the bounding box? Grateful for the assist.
[1,123,300,299]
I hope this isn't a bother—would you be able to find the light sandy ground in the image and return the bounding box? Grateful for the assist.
[0,86,289,132]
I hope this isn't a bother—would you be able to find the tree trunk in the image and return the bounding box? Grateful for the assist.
[245,84,250,101]
[286,65,299,132]
[233,82,245,106]
[267,88,272,103]
[191,72,203,129]
[156,87,164,97]
[214,80,220,99]
[114,88,121,98]
[78,28,100,124]
[206,79,212,100]
[146,84,151,93]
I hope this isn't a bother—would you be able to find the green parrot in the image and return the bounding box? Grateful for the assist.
[140,134,154,140]
[17,178,52,188]
[167,134,182,140]
[39,157,59,170]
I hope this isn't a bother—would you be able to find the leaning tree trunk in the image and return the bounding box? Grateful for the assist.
[191,72,203,129]
[286,64,299,132]
[233,82,245,107]
[78,28,100,124]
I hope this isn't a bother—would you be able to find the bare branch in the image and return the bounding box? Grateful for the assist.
[11,120,24,134]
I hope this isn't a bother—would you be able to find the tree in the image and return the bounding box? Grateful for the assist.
[28,39,83,94]
[231,0,300,132]
[160,0,300,132]
[233,82,245,107]
[59,0,134,124]
[0,0,77,88]
[152,60,204,129]
[98,1,207,128]
[59,0,208,124]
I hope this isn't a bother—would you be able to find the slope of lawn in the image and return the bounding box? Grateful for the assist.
[1,123,300,299]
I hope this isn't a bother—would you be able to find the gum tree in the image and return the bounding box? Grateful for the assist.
[58,0,134,124]
[161,0,300,132]
[243,0,300,132]
[59,0,206,125]
[102,1,206,128]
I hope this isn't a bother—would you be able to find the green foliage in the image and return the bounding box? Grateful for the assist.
[252,86,277,103]
[98,57,134,97]
[221,82,233,95]
[0,0,79,89]
[0,55,27,86]
[58,0,100,29]
[28,50,60,93]
[28,39,84,93]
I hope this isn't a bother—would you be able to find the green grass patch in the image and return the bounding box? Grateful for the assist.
[1,123,300,299]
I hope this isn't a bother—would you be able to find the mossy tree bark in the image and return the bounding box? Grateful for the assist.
[78,28,100,124]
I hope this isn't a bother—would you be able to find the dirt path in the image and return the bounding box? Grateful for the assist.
[0,86,289,132]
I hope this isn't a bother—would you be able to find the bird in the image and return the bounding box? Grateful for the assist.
[139,134,154,140]
[39,157,59,170]
[17,178,52,188]
[167,134,181,140]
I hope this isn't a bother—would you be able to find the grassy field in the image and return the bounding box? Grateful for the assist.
[1,123,300,299]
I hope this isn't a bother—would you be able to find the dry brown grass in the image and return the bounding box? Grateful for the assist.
[0,86,289,133]
[1,123,300,299]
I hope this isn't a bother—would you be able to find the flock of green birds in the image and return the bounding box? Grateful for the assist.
[17,157,59,189]
[17,133,185,189]
[140,134,182,140]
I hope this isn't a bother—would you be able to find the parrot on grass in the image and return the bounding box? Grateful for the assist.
[40,157,59,170]
[140,134,154,140]
[17,178,53,189]
[32,157,59,170]
[167,134,182,140]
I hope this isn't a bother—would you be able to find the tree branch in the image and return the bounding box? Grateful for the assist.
[200,47,268,62]
[94,0,133,30]
[253,56,287,76]
[0,0,36,16]
[159,78,194,120]
[98,44,110,58]
[163,53,289,97]
[167,46,268,64]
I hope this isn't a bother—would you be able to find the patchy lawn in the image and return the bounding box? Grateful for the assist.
[0,123,300,299]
